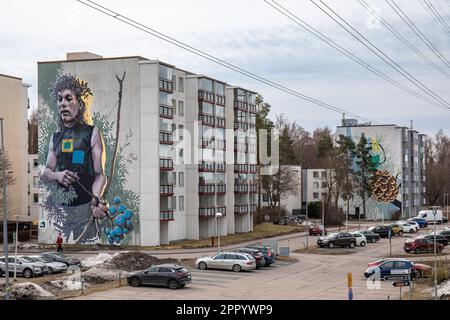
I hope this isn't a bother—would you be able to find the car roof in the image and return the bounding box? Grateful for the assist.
[154,264,184,268]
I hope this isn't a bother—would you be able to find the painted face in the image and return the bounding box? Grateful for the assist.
[57,89,80,125]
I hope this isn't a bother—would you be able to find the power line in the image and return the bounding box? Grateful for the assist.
[385,0,450,68]
[264,0,449,111]
[357,0,450,79]
[421,0,450,35]
[75,0,393,126]
[419,0,450,35]
[310,0,450,110]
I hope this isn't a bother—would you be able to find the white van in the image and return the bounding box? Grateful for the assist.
[417,210,443,224]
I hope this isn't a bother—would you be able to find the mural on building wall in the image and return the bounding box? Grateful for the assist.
[38,63,140,245]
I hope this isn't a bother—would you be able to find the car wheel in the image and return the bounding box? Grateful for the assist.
[0,269,3,277]
[47,267,53,275]
[409,229,414,233]
[360,241,366,247]
[198,262,207,270]
[232,264,242,272]
[23,268,33,279]
[350,242,355,248]
[130,276,141,287]
[415,248,420,254]
[398,231,403,236]
[328,242,334,249]
[168,279,179,290]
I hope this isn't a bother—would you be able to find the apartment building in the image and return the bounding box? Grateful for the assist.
[28,154,40,222]
[336,119,426,219]
[302,169,329,205]
[38,52,258,246]
[0,74,31,222]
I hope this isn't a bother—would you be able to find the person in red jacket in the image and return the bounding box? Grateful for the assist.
[56,232,63,252]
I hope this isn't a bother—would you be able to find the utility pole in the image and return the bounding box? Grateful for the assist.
[305,201,309,248]
[1,118,10,300]
[431,205,440,300]
[13,215,19,281]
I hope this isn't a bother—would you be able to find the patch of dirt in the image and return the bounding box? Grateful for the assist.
[0,282,56,300]
[101,251,177,272]
[294,247,359,255]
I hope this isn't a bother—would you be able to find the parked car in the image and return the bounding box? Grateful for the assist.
[309,225,327,236]
[317,232,357,249]
[38,252,81,267]
[386,223,404,236]
[235,248,266,268]
[351,232,367,247]
[417,209,443,224]
[423,234,449,246]
[365,258,429,278]
[25,255,68,274]
[404,237,444,254]
[397,221,417,233]
[0,256,46,278]
[408,217,428,228]
[127,264,191,289]
[435,229,450,241]
[195,252,256,272]
[357,230,380,243]
[246,245,276,266]
[404,221,420,231]
[367,225,392,238]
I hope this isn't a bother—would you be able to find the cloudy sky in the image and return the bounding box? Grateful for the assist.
[1,0,449,136]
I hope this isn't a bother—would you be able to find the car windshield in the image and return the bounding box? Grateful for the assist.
[327,233,338,238]
[20,257,37,263]
[37,256,52,263]
[177,268,189,273]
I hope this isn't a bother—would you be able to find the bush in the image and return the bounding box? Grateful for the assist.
[307,202,322,219]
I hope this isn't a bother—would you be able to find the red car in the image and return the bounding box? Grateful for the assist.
[404,237,444,254]
[309,225,327,236]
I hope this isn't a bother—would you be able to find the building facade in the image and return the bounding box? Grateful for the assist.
[302,169,329,205]
[37,53,258,246]
[28,154,40,222]
[336,119,426,220]
[0,74,30,222]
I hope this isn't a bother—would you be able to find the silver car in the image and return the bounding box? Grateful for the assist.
[195,252,256,272]
[24,255,68,274]
[0,256,46,278]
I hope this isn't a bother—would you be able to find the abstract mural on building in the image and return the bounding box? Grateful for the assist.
[38,62,140,245]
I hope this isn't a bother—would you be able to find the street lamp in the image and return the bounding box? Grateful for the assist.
[1,118,10,300]
[13,215,19,281]
[430,205,440,300]
[215,212,223,253]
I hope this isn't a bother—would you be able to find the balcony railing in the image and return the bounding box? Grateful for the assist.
[160,131,173,145]
[216,94,226,106]
[198,90,215,103]
[234,142,247,152]
[160,157,173,171]
[235,205,249,214]
[215,117,226,128]
[249,104,257,114]
[234,184,249,193]
[249,184,258,193]
[199,207,216,218]
[234,164,248,173]
[216,184,226,194]
[160,210,174,221]
[216,162,226,172]
[201,137,215,149]
[216,206,226,215]
[199,113,215,127]
[199,161,215,172]
[249,164,258,173]
[215,139,226,150]
[234,121,248,131]
[159,104,174,119]
[159,78,174,93]
[160,185,174,196]
[249,204,257,213]
[199,184,215,195]
[234,101,248,111]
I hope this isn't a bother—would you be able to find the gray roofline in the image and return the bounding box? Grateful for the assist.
[0,73,22,80]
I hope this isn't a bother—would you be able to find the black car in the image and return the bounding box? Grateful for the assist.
[127,264,191,289]
[246,245,275,265]
[235,248,266,268]
[358,230,381,243]
[424,234,449,246]
[437,229,450,241]
[317,232,357,248]
[38,252,81,266]
[368,225,392,238]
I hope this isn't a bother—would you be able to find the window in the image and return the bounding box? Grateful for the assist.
[313,182,319,189]
[178,101,184,116]
[214,254,225,260]
[178,77,184,92]
[313,171,319,178]
[172,75,176,91]
[172,172,177,186]
[33,159,38,168]
[321,182,327,188]
[179,172,184,186]
[172,99,177,115]
[178,125,184,140]
[313,193,319,199]
[33,176,39,187]
[263,194,269,202]
[321,171,326,178]
[33,194,39,203]
[171,196,177,210]
[179,196,184,211]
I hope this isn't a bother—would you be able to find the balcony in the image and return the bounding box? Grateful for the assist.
[249,184,258,193]
[160,210,174,221]
[215,116,226,128]
[198,90,215,103]
[201,137,215,149]
[215,139,226,150]
[249,164,258,173]
[216,206,226,216]
[160,185,174,196]
[216,94,225,106]
[160,157,173,171]
[199,207,215,218]
[160,131,173,145]
[234,142,247,152]
[216,162,226,172]
[199,113,215,127]
[159,77,174,93]
[199,161,215,172]
[159,104,174,119]
[199,184,215,195]
[235,205,249,215]
[234,184,249,194]
[216,184,226,194]
[249,204,257,214]
[234,101,248,112]
[234,164,248,173]
[248,104,257,114]
[234,121,248,131]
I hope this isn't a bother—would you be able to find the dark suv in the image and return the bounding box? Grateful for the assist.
[423,234,448,246]
[246,245,275,266]
[368,225,392,238]
[127,264,191,289]
[317,232,357,249]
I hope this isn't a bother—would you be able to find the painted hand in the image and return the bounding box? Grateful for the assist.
[90,196,109,219]
[56,170,80,187]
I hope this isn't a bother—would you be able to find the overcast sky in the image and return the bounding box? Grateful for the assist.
[1,0,449,136]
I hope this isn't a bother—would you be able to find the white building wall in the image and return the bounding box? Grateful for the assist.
[28,154,40,222]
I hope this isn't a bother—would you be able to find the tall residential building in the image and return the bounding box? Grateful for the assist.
[336,119,426,220]
[38,53,258,246]
[0,74,31,222]
[302,169,329,205]
[28,154,40,222]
